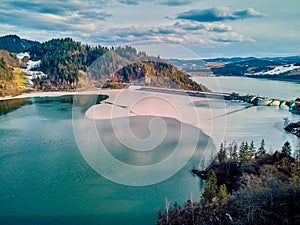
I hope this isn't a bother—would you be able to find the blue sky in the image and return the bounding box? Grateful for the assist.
[0,0,299,58]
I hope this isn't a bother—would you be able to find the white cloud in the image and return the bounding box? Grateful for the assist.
[176,7,266,22]
[85,22,254,47]
[174,21,232,33]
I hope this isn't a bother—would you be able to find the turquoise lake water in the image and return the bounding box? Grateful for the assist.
[0,96,211,225]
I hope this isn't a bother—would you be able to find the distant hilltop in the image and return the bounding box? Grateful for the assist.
[0,34,40,53]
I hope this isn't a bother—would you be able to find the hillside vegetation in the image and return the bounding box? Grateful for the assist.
[0,50,21,67]
[29,37,108,90]
[110,61,210,91]
[0,35,209,94]
[0,34,39,52]
[0,51,26,97]
[157,140,300,225]
[29,37,208,91]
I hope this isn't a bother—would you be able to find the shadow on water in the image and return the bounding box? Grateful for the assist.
[207,104,254,121]
[0,94,109,116]
[0,98,32,116]
[72,94,108,112]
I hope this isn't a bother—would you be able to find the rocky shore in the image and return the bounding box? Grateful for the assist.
[284,121,300,138]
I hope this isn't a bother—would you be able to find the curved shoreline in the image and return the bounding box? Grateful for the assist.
[0,91,82,101]
[1,87,298,153]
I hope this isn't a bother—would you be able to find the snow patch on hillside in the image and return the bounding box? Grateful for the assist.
[255,64,300,75]
[17,52,47,86]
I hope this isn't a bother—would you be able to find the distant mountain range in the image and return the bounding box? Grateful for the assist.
[0,35,40,53]
[169,56,300,81]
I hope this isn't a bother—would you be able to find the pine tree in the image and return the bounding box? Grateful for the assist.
[232,142,239,162]
[249,140,256,158]
[201,170,218,202]
[218,142,227,163]
[258,139,266,155]
[239,142,250,161]
[281,141,292,158]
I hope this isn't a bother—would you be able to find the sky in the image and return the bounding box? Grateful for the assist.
[0,0,299,58]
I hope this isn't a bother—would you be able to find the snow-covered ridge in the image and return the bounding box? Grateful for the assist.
[254,64,300,75]
[17,52,47,86]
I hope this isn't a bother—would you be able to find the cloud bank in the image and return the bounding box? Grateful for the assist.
[176,7,266,22]
[2,0,297,58]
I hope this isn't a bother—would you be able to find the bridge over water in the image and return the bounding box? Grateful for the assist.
[137,86,300,114]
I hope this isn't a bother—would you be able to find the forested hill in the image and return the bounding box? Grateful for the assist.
[28,38,144,89]
[157,140,300,225]
[28,37,209,91]
[111,61,210,91]
[0,35,39,53]
[29,37,108,88]
[0,50,25,96]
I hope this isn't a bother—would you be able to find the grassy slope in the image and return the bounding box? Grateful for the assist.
[0,50,29,97]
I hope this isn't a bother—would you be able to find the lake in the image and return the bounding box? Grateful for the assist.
[0,95,210,225]
[193,76,299,152]
[0,77,299,225]
[193,76,300,100]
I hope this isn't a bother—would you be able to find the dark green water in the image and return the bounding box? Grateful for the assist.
[0,96,213,225]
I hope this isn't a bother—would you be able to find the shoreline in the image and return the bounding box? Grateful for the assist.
[0,86,150,101]
[1,86,299,156]
[0,90,101,101]
[0,87,225,146]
